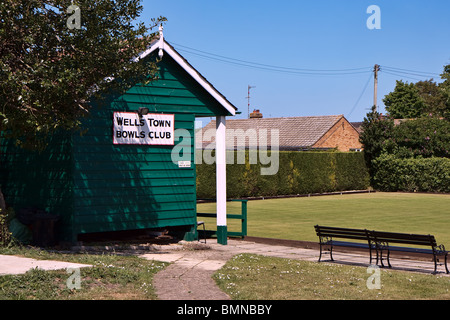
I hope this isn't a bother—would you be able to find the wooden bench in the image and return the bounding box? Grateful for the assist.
[370,230,449,274]
[314,225,449,274]
[314,225,376,265]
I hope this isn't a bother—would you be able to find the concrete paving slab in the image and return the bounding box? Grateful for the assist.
[195,260,228,271]
[140,253,185,263]
[0,254,91,275]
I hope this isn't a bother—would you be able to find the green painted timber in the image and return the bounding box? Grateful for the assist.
[0,50,233,243]
[217,226,228,245]
[197,199,248,243]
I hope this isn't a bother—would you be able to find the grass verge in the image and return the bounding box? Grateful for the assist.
[213,253,450,300]
[0,246,167,300]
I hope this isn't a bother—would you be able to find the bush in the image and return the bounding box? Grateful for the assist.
[196,151,370,198]
[372,154,450,193]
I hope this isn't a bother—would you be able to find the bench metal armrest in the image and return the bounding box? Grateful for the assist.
[434,244,447,255]
[319,236,332,245]
[375,241,389,250]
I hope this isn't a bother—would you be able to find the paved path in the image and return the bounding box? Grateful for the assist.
[145,248,235,300]
[141,238,449,300]
[0,254,91,275]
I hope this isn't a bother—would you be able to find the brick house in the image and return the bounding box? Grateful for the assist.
[197,111,362,151]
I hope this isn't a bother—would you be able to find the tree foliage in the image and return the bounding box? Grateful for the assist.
[391,117,450,158]
[383,80,426,119]
[360,106,450,187]
[382,65,450,120]
[440,64,450,120]
[358,106,394,175]
[0,0,166,148]
[415,79,448,118]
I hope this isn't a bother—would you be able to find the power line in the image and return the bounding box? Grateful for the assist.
[381,65,441,77]
[170,42,443,80]
[171,42,372,76]
[347,73,373,118]
[381,70,426,82]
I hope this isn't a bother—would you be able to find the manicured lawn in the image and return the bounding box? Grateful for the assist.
[197,192,450,246]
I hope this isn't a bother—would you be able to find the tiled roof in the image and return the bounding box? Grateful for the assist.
[350,122,363,133]
[197,115,345,149]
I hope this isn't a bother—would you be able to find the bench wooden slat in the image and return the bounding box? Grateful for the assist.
[315,226,368,239]
[331,241,371,249]
[318,234,369,241]
[371,231,436,246]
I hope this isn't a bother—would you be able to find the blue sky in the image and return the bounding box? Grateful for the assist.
[140,0,450,124]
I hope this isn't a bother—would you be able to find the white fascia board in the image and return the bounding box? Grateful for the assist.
[137,40,236,116]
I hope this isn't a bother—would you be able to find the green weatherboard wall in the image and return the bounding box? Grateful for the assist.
[0,51,231,243]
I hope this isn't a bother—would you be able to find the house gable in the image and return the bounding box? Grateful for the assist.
[313,116,362,151]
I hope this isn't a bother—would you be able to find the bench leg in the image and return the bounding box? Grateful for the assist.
[318,242,334,262]
[386,249,392,268]
[379,250,385,268]
[376,242,390,268]
[377,248,391,268]
[445,254,449,274]
[197,221,206,244]
[318,243,323,262]
[433,255,438,274]
[431,254,450,274]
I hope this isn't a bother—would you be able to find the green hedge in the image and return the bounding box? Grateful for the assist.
[196,151,370,199]
[372,154,450,193]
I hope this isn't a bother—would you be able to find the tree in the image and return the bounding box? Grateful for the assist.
[415,79,447,117]
[392,116,450,158]
[439,64,450,120]
[0,0,165,219]
[359,105,394,177]
[0,0,166,148]
[382,65,450,120]
[382,80,426,119]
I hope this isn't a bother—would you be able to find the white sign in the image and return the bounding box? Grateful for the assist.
[178,160,191,168]
[113,112,174,145]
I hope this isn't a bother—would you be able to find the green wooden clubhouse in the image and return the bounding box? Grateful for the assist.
[0,27,236,244]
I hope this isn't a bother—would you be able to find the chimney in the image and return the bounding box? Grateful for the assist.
[250,109,263,119]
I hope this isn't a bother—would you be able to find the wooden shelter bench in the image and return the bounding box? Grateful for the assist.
[314,225,449,274]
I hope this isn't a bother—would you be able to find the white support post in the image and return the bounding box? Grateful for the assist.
[216,115,227,245]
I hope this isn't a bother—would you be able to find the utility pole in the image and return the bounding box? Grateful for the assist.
[246,85,256,119]
[373,64,380,112]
